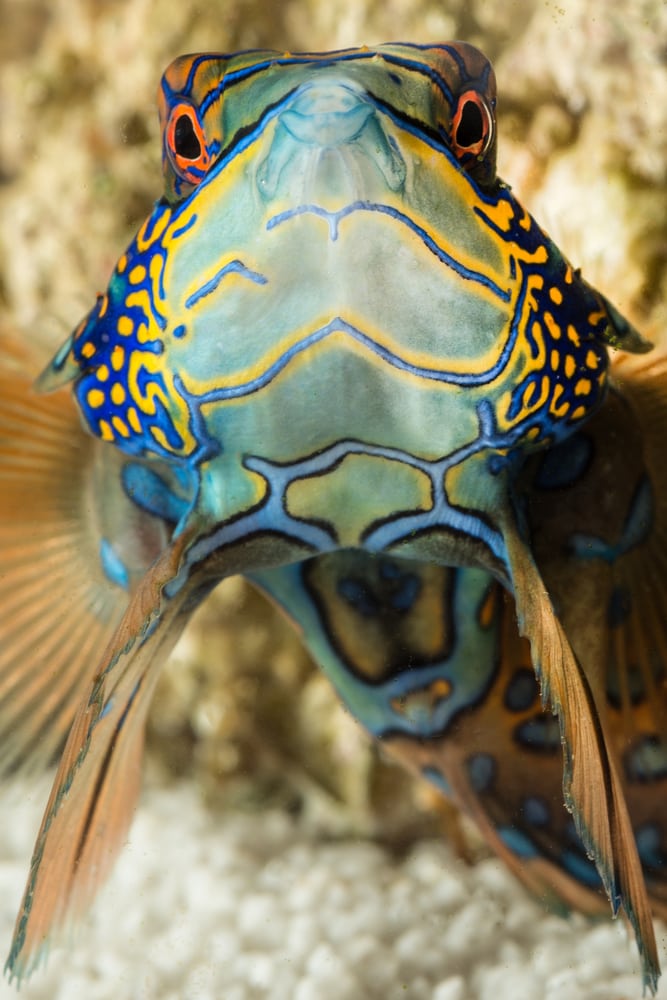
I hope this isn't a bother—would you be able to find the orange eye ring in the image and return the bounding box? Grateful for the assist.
[165,103,210,185]
[451,90,494,160]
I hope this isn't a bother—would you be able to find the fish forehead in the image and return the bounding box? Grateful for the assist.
[160,42,493,137]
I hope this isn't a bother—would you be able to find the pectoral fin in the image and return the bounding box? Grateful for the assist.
[5,528,199,984]
[504,524,659,994]
[0,331,170,776]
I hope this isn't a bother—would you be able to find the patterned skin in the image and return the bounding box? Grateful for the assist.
[1,43,664,990]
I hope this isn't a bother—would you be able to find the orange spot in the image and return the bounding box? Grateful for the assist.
[478,586,498,629]
[585,350,599,369]
[98,295,108,318]
[564,265,573,284]
[575,379,592,396]
[117,254,128,274]
[564,356,576,378]
[549,286,563,305]
[543,311,561,340]
[430,679,451,700]
[81,342,95,359]
[550,348,560,370]
[571,405,586,420]
[97,364,109,383]
[567,324,581,347]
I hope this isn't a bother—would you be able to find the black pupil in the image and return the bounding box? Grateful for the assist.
[174,114,202,160]
[456,100,485,149]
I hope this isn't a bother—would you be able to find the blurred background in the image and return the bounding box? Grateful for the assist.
[0,1,665,995]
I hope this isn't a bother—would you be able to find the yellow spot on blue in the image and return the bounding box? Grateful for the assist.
[111,383,126,405]
[117,253,128,274]
[82,342,95,359]
[99,418,114,441]
[129,264,147,284]
[549,286,563,305]
[117,315,134,337]
[111,345,125,371]
[550,348,559,370]
[575,379,592,396]
[127,407,141,433]
[97,364,109,382]
[112,415,130,438]
[564,356,576,378]
[585,350,599,369]
[567,324,581,347]
[87,388,105,408]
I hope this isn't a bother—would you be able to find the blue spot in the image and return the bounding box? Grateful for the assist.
[498,826,538,859]
[607,586,631,628]
[562,849,602,888]
[122,463,189,523]
[390,574,421,612]
[636,824,665,869]
[504,668,539,712]
[514,715,561,753]
[466,752,495,793]
[624,735,667,783]
[522,796,550,827]
[337,577,378,616]
[534,432,592,490]
[173,323,187,338]
[422,765,452,799]
[100,538,130,591]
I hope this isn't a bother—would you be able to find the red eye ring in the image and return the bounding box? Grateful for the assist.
[165,103,210,185]
[451,90,494,160]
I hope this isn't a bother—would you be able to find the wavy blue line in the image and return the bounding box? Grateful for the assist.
[185,259,268,308]
[194,311,517,402]
[267,201,510,301]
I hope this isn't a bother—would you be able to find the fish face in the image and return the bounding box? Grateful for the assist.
[41,43,617,488]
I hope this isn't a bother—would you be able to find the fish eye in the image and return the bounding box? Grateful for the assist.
[165,103,210,184]
[451,90,494,161]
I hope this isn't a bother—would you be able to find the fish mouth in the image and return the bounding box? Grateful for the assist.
[256,79,406,199]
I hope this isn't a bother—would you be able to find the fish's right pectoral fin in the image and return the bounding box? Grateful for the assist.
[0,330,171,776]
[5,525,202,984]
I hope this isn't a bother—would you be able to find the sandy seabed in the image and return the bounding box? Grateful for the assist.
[0,777,663,1000]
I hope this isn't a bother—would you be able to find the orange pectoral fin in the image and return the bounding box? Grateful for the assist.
[5,529,199,984]
[504,524,659,994]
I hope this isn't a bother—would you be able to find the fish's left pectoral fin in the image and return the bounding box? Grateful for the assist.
[597,291,653,354]
[504,526,660,995]
[5,529,199,984]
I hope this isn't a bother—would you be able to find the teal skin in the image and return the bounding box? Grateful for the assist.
[3,43,661,991]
